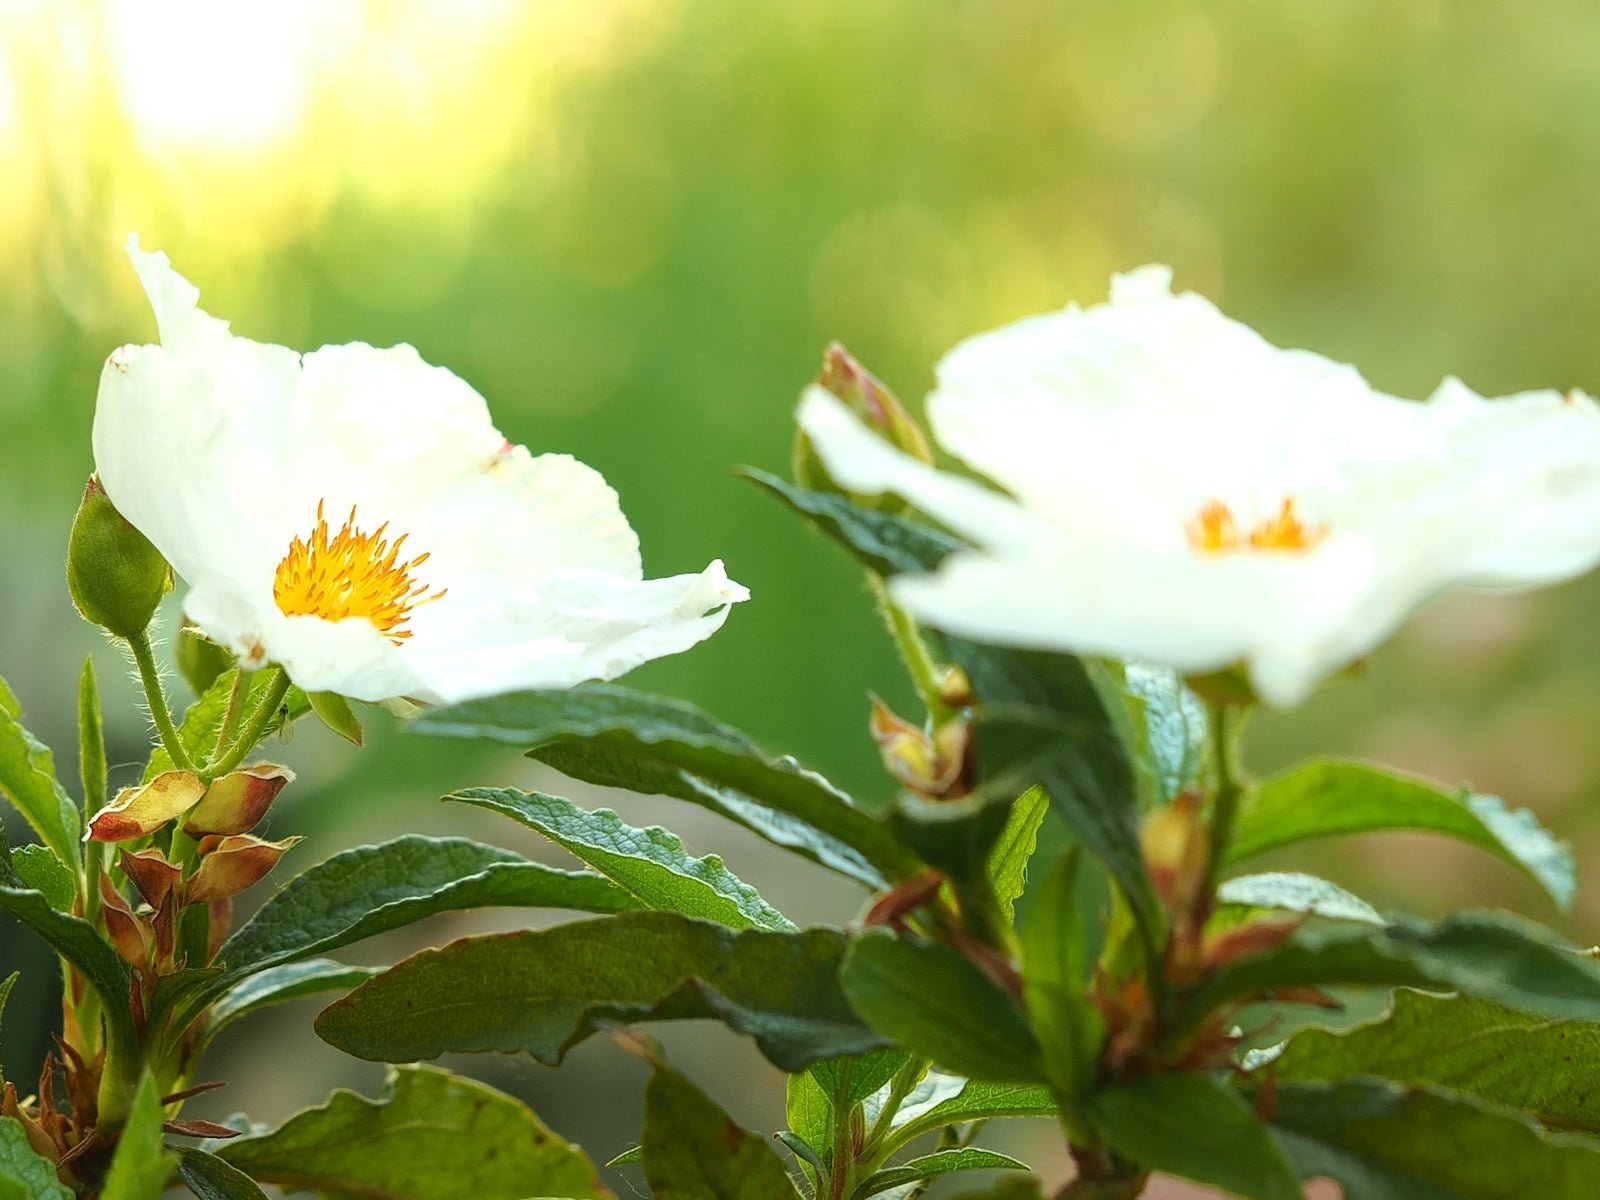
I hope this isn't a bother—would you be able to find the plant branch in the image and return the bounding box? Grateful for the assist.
[127,629,196,773]
[204,667,289,779]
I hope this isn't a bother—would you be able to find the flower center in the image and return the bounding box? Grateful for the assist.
[272,502,445,643]
[1185,498,1326,555]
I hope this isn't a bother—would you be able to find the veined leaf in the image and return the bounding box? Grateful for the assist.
[11,845,75,913]
[1229,760,1574,910]
[1089,1072,1300,1200]
[1021,850,1104,1097]
[1119,664,1206,807]
[1266,1080,1600,1198]
[885,1076,1056,1148]
[450,788,793,930]
[1271,988,1600,1135]
[987,786,1048,922]
[411,683,916,888]
[0,677,79,872]
[842,932,1044,1084]
[1177,910,1600,1031]
[203,959,379,1043]
[0,973,16,1091]
[1216,871,1383,925]
[177,1150,271,1199]
[0,1117,71,1200]
[315,912,880,1072]
[219,1064,611,1199]
[856,1148,1028,1199]
[102,1074,177,1200]
[642,1060,798,1199]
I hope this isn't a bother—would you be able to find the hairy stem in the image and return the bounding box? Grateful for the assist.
[1201,703,1244,898]
[204,668,289,779]
[127,630,196,773]
[869,575,950,721]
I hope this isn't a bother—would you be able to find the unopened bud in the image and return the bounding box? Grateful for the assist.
[66,475,172,637]
[183,763,294,838]
[937,665,974,710]
[98,873,151,968]
[88,771,205,842]
[119,848,181,910]
[177,626,233,697]
[793,344,933,506]
[1140,792,1210,923]
[185,834,300,904]
[869,696,970,799]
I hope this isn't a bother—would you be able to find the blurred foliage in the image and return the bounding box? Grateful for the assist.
[4,0,1600,1188]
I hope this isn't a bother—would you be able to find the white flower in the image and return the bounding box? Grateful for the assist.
[798,266,1600,708]
[94,237,747,705]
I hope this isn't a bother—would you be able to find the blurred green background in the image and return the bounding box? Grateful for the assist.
[4,1,1600,1192]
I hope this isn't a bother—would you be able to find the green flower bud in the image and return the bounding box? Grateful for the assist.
[177,625,233,696]
[792,343,933,508]
[66,475,172,637]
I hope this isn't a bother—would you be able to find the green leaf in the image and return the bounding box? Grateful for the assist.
[0,1117,71,1200]
[0,972,16,1090]
[785,1069,833,1157]
[411,684,917,889]
[986,786,1048,922]
[842,932,1044,1083]
[1216,871,1383,925]
[747,474,1157,945]
[78,657,107,819]
[607,1145,643,1168]
[641,1060,798,1199]
[1266,1080,1600,1199]
[307,691,363,745]
[1020,850,1104,1096]
[0,883,136,1063]
[102,1073,177,1200]
[214,835,637,986]
[0,676,80,873]
[856,1148,1028,1199]
[1177,910,1600,1031]
[451,788,794,930]
[144,669,310,782]
[203,959,379,1042]
[315,912,880,1072]
[1119,664,1206,806]
[11,845,75,913]
[810,1048,910,1110]
[219,1064,611,1200]
[1088,1073,1300,1200]
[885,1076,1057,1147]
[1270,988,1600,1135]
[1229,760,1575,910]
[176,1150,270,1199]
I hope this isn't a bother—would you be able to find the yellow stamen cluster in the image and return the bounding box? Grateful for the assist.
[1186,498,1326,555]
[273,502,444,642]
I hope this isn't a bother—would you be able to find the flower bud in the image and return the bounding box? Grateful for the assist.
[66,475,172,637]
[182,763,294,837]
[185,834,300,904]
[1140,792,1209,924]
[793,344,932,506]
[87,770,205,842]
[177,625,233,696]
[98,873,151,968]
[869,696,970,799]
[119,848,181,910]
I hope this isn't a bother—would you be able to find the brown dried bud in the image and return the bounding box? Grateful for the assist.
[98,874,150,968]
[792,343,933,507]
[185,834,300,905]
[88,771,205,842]
[119,848,181,910]
[182,763,294,838]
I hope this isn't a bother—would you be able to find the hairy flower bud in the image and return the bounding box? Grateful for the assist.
[66,474,172,637]
[183,763,294,838]
[793,344,932,507]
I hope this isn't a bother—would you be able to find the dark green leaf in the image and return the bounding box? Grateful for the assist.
[103,1073,177,1200]
[315,912,880,1072]
[0,973,15,1090]
[216,836,637,983]
[1089,1073,1300,1200]
[1119,664,1206,806]
[78,657,106,819]
[451,788,793,930]
[642,1060,798,1199]
[810,1048,911,1110]
[1229,761,1574,910]
[1216,871,1383,925]
[842,932,1044,1083]
[1266,1080,1600,1199]
[856,1148,1028,1199]
[0,676,80,873]
[413,683,917,888]
[203,959,379,1042]
[1178,911,1600,1030]
[307,691,362,745]
[1271,988,1600,1135]
[987,786,1048,922]
[0,1117,71,1200]
[177,1150,270,1200]
[11,845,75,913]
[1021,850,1104,1096]
[219,1064,611,1199]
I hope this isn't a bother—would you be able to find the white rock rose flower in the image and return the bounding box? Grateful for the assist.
[94,237,747,705]
[799,266,1600,708]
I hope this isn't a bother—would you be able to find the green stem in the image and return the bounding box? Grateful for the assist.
[861,1057,929,1163]
[826,1059,857,1200]
[1202,703,1244,898]
[869,575,950,721]
[127,630,197,773]
[204,668,249,770]
[204,668,289,779]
